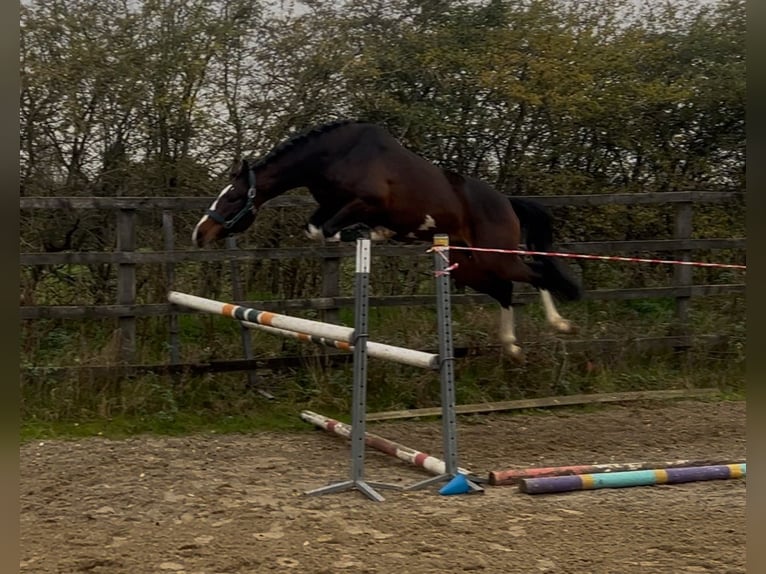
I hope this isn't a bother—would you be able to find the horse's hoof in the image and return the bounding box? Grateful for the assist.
[306,227,341,242]
[339,228,361,242]
[305,224,324,241]
[553,319,578,335]
[339,224,370,242]
[505,345,526,364]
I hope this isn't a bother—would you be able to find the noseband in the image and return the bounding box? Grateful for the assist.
[206,167,257,229]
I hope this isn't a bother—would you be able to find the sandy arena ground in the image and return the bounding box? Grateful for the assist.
[20,399,745,574]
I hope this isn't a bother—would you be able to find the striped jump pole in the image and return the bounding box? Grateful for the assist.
[301,410,471,476]
[240,321,439,370]
[168,291,354,342]
[168,292,438,370]
[489,458,747,486]
[519,463,747,494]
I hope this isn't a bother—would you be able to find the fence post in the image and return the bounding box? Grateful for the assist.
[673,200,693,338]
[226,237,271,397]
[116,208,136,363]
[321,256,341,325]
[162,211,180,364]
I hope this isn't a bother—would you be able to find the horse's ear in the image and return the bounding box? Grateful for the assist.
[228,158,241,179]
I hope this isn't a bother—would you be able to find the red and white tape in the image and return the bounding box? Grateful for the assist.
[430,245,745,271]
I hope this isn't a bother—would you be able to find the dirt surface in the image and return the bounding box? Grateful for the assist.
[20,400,746,574]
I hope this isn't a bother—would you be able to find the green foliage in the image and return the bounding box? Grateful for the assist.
[21,0,744,197]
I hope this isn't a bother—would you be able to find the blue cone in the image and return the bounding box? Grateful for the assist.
[439,473,471,496]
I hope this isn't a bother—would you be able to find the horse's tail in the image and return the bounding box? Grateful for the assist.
[509,197,583,301]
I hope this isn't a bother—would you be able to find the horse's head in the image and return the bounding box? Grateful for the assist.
[192,159,258,247]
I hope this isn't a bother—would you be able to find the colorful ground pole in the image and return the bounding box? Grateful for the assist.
[489,458,746,485]
[519,463,746,494]
[301,410,471,476]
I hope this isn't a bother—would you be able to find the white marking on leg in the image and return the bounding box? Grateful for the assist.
[539,289,574,333]
[418,214,436,231]
[499,306,524,361]
[305,223,324,241]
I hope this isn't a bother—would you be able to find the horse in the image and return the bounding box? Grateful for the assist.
[192,119,582,362]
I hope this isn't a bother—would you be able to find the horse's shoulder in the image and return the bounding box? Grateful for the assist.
[441,168,466,187]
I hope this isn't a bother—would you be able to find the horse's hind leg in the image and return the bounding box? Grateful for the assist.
[538,289,576,334]
[478,256,553,362]
[451,255,525,362]
[499,303,525,363]
[513,258,576,334]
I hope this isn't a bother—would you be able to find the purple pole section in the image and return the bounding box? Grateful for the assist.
[520,463,746,494]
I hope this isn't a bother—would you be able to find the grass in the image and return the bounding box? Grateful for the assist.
[20,407,315,442]
[20,385,744,443]
[19,341,745,442]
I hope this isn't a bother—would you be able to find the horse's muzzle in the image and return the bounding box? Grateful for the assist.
[192,217,222,247]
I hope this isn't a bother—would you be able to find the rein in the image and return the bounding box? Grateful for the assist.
[206,166,257,229]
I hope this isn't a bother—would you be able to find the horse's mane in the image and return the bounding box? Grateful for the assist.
[252,119,360,168]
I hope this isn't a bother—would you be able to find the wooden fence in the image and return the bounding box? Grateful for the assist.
[20,191,745,376]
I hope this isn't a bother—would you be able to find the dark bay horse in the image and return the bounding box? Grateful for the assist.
[193,119,582,361]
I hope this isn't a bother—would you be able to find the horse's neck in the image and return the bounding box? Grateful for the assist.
[254,149,320,201]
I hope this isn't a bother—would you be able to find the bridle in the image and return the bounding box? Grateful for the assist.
[206,165,257,229]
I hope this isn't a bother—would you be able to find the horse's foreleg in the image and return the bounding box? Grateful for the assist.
[306,204,341,242]
[320,198,376,239]
[539,289,576,334]
[306,222,339,241]
[499,305,525,363]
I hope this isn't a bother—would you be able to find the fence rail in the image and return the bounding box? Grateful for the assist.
[18,238,746,266]
[20,191,746,374]
[22,334,729,381]
[18,190,743,210]
[20,284,745,321]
